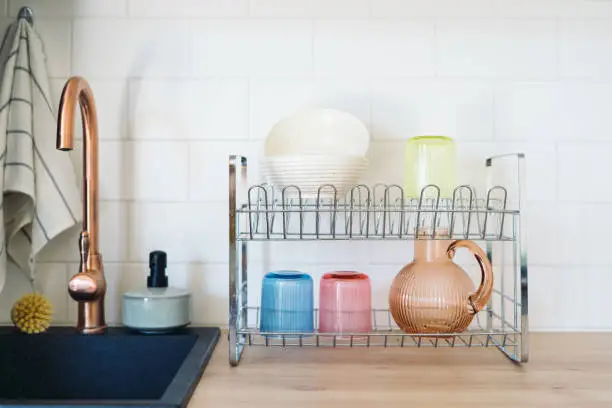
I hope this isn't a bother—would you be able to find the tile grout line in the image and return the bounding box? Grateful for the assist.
[246,76,252,140]
[187,140,193,201]
[432,17,438,78]
[554,16,560,81]
[491,80,497,140]
[248,79,255,140]
[554,142,560,202]
[48,74,598,82]
[310,18,315,76]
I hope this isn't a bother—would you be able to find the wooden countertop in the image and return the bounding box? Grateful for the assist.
[190,333,612,407]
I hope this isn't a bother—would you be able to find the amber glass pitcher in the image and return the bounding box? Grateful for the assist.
[389,235,493,334]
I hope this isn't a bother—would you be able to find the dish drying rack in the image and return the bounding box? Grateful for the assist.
[229,153,528,366]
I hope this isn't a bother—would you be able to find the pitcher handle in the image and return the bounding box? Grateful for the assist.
[446,240,494,314]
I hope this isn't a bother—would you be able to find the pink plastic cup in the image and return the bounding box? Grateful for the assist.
[318,271,372,336]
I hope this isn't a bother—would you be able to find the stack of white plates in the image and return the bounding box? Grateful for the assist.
[261,155,369,198]
[262,109,370,199]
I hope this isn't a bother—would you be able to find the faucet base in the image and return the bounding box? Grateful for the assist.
[80,326,107,334]
[76,299,107,334]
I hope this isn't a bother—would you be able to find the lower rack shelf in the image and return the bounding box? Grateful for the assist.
[235,307,524,363]
[239,328,519,349]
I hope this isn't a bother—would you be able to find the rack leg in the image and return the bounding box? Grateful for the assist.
[517,155,529,363]
[229,155,247,366]
[241,239,248,340]
[495,341,522,364]
[486,242,494,332]
[229,239,244,367]
[490,236,522,365]
[486,153,528,365]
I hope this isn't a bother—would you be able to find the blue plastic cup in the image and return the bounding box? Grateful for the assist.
[260,271,314,336]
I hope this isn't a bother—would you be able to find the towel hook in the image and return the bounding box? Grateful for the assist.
[18,6,34,25]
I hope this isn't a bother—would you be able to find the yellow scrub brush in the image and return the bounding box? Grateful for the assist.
[11,292,53,334]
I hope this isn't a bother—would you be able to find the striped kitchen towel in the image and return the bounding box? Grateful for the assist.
[0,19,82,292]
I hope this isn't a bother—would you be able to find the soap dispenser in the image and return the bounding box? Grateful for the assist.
[122,251,191,333]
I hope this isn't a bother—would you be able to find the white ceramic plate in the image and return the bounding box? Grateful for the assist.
[264,109,370,157]
[261,169,366,177]
[262,156,368,164]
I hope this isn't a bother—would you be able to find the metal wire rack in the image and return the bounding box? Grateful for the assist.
[239,183,516,241]
[229,153,528,367]
[239,306,520,358]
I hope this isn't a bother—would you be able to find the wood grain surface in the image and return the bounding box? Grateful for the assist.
[190,333,612,407]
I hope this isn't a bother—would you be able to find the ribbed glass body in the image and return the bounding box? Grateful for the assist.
[404,135,456,199]
[389,239,494,334]
[318,272,372,335]
[260,271,314,335]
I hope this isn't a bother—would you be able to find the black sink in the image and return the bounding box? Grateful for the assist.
[0,326,220,407]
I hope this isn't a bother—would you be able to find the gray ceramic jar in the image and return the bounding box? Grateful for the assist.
[122,251,191,333]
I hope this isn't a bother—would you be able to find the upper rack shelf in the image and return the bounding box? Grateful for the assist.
[234,182,520,242]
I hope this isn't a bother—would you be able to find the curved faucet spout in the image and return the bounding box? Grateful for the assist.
[57,76,99,258]
[57,76,106,334]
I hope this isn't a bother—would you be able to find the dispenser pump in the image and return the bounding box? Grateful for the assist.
[147,250,168,288]
[122,250,191,332]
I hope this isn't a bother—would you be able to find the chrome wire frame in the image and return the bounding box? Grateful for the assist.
[229,153,528,366]
[229,156,248,366]
[486,153,529,364]
[238,306,519,350]
[239,183,517,242]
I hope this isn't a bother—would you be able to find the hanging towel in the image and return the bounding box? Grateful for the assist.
[0,19,82,292]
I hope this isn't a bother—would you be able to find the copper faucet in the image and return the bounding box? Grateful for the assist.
[56,76,107,334]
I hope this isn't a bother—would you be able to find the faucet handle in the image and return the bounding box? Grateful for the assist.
[79,231,90,272]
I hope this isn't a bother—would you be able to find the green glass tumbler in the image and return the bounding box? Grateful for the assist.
[404,136,456,199]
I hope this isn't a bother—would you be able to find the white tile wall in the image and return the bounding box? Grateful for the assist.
[127,202,227,264]
[191,79,250,140]
[371,0,494,18]
[129,80,193,140]
[89,79,129,140]
[436,19,557,79]
[9,0,127,17]
[558,142,612,202]
[189,141,260,201]
[36,20,71,77]
[0,0,610,331]
[192,19,313,76]
[497,82,612,142]
[250,78,370,140]
[559,20,612,79]
[130,78,250,141]
[72,19,191,78]
[494,0,559,18]
[369,79,494,140]
[494,82,561,142]
[249,0,369,18]
[557,83,612,141]
[557,0,612,18]
[128,0,247,18]
[129,141,190,201]
[314,20,435,76]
